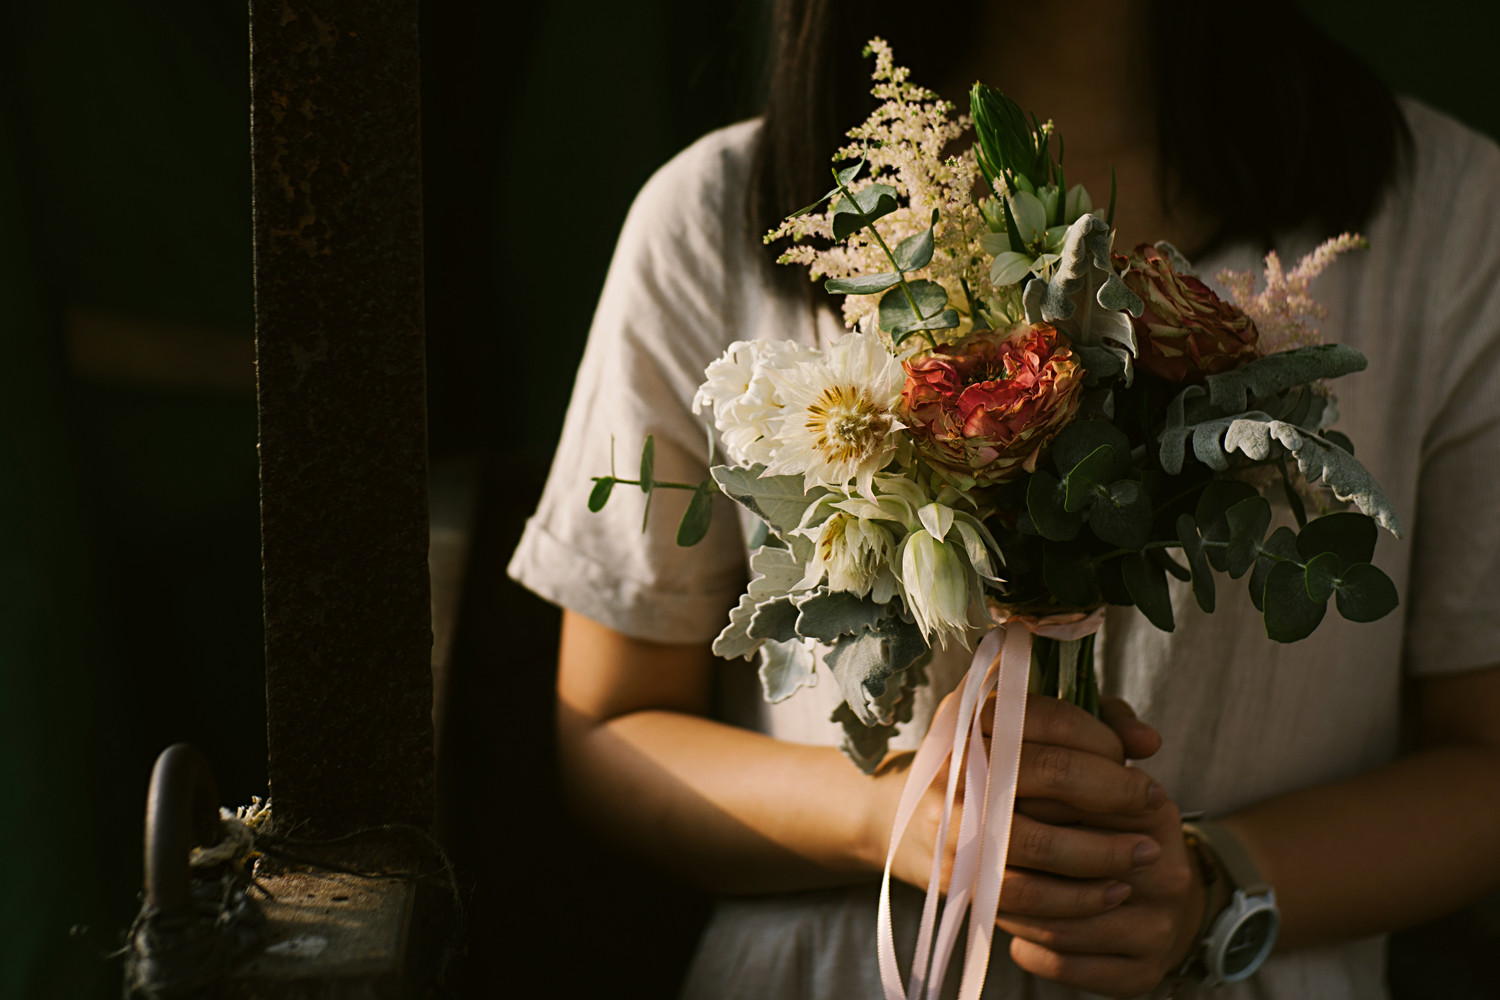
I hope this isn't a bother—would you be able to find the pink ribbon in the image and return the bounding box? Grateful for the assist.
[877,608,1105,1000]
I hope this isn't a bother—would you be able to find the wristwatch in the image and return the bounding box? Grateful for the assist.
[1180,819,1280,987]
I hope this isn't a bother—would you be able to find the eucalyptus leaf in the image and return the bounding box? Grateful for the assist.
[1088,480,1153,551]
[1204,344,1368,412]
[1296,511,1376,567]
[712,465,830,536]
[1052,420,1132,480]
[825,272,902,295]
[1248,526,1299,613]
[832,183,899,240]
[758,638,818,703]
[893,225,936,272]
[1062,446,1113,512]
[1149,546,1192,582]
[1194,480,1258,572]
[1097,554,1132,605]
[891,310,962,343]
[1027,470,1083,541]
[1176,513,1216,613]
[676,481,715,546]
[1263,560,1326,642]
[1304,551,1342,604]
[1334,563,1399,622]
[1043,541,1097,608]
[587,477,615,513]
[1224,496,1273,579]
[1122,551,1174,631]
[878,280,950,333]
[638,435,655,494]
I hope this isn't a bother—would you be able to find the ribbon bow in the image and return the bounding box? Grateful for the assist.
[877,607,1105,1000]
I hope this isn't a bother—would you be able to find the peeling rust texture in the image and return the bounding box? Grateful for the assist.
[251,0,434,839]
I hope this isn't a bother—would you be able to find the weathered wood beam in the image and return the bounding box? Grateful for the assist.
[250,0,433,841]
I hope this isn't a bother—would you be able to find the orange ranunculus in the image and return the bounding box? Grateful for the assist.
[901,323,1084,488]
[1119,243,1260,382]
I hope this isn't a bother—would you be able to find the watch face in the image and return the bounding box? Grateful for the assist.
[1223,909,1277,978]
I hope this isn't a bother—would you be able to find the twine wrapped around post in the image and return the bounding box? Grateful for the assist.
[877,608,1105,1000]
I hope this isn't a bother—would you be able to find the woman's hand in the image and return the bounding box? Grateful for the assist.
[872,694,1169,923]
[999,789,1203,998]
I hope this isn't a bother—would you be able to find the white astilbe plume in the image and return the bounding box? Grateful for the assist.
[1216,233,1366,353]
[765,38,1003,335]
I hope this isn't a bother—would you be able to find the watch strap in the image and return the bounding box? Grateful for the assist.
[1182,819,1269,896]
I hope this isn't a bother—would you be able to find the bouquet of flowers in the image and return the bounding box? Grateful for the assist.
[589,40,1400,998]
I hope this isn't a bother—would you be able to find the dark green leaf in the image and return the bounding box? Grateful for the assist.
[639,435,655,493]
[1176,513,1216,613]
[1248,526,1299,612]
[1193,480,1257,572]
[1334,563,1399,622]
[1324,430,1354,455]
[1062,445,1114,512]
[1096,555,1132,604]
[1296,511,1376,567]
[1052,420,1131,480]
[1087,479,1153,550]
[676,481,715,546]
[1027,470,1082,541]
[1224,497,1273,579]
[1149,546,1192,582]
[1304,551,1341,604]
[1043,542,1097,607]
[587,477,615,513]
[1122,552,1174,632]
[893,225,936,272]
[832,183,899,240]
[825,272,902,295]
[891,310,962,344]
[878,279,950,334]
[1263,560,1326,642]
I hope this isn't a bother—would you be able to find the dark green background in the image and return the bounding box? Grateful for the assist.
[0,2,1494,997]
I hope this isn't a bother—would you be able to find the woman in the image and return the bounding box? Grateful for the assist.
[509,1,1500,995]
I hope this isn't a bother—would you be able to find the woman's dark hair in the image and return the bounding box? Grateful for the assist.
[750,0,1411,291]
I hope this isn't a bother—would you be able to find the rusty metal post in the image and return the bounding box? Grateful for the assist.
[250,0,434,840]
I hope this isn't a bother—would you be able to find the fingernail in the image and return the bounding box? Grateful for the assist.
[1104,881,1132,906]
[1146,781,1166,808]
[1133,839,1161,867]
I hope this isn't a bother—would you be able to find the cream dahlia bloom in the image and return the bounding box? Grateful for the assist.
[761,328,906,497]
[693,339,817,467]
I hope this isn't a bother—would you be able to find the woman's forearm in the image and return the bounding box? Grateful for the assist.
[1220,740,1500,951]
[557,703,889,894]
[1219,666,1500,951]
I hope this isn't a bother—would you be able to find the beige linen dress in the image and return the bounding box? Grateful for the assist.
[509,102,1500,999]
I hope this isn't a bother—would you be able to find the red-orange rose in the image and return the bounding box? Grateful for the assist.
[1120,243,1260,382]
[901,324,1084,488]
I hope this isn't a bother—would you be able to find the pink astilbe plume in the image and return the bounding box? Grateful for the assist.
[1216,234,1366,353]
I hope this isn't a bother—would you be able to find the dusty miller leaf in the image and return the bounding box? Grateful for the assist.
[758,639,818,703]
[712,465,830,536]
[831,649,931,774]
[824,616,928,727]
[794,590,892,643]
[1203,345,1368,412]
[1022,215,1142,381]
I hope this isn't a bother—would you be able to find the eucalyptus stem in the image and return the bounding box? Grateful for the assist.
[829,168,940,351]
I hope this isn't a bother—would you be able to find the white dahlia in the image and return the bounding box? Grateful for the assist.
[692,339,818,467]
[762,328,906,497]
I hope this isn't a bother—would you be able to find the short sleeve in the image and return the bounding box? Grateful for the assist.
[1402,118,1500,675]
[507,123,764,643]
